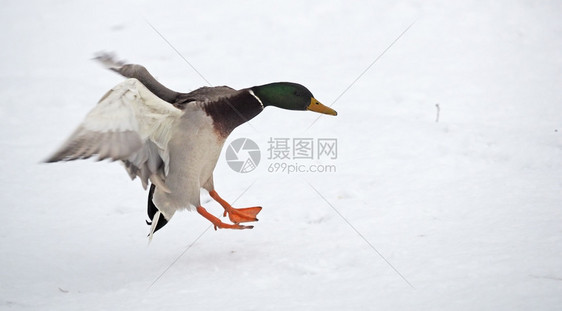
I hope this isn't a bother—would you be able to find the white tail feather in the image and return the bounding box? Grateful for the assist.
[148,210,161,244]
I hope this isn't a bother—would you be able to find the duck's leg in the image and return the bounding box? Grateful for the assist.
[209,190,262,224]
[196,206,254,230]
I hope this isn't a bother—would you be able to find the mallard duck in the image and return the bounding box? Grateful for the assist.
[45,54,337,239]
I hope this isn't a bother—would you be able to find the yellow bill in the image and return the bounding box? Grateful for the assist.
[307,98,337,116]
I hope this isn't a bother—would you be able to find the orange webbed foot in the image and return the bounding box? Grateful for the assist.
[223,206,262,224]
[197,206,254,230]
[209,190,262,224]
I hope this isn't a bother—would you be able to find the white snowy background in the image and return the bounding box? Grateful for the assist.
[1,0,561,310]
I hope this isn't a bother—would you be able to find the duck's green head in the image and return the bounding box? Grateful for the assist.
[252,82,337,116]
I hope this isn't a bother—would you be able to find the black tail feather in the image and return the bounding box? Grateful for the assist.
[146,184,168,234]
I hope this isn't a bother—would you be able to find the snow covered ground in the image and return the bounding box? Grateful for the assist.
[1,0,561,310]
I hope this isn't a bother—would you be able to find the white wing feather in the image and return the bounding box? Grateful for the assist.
[46,78,182,191]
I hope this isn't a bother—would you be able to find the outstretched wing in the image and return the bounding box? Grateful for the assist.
[45,78,183,191]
